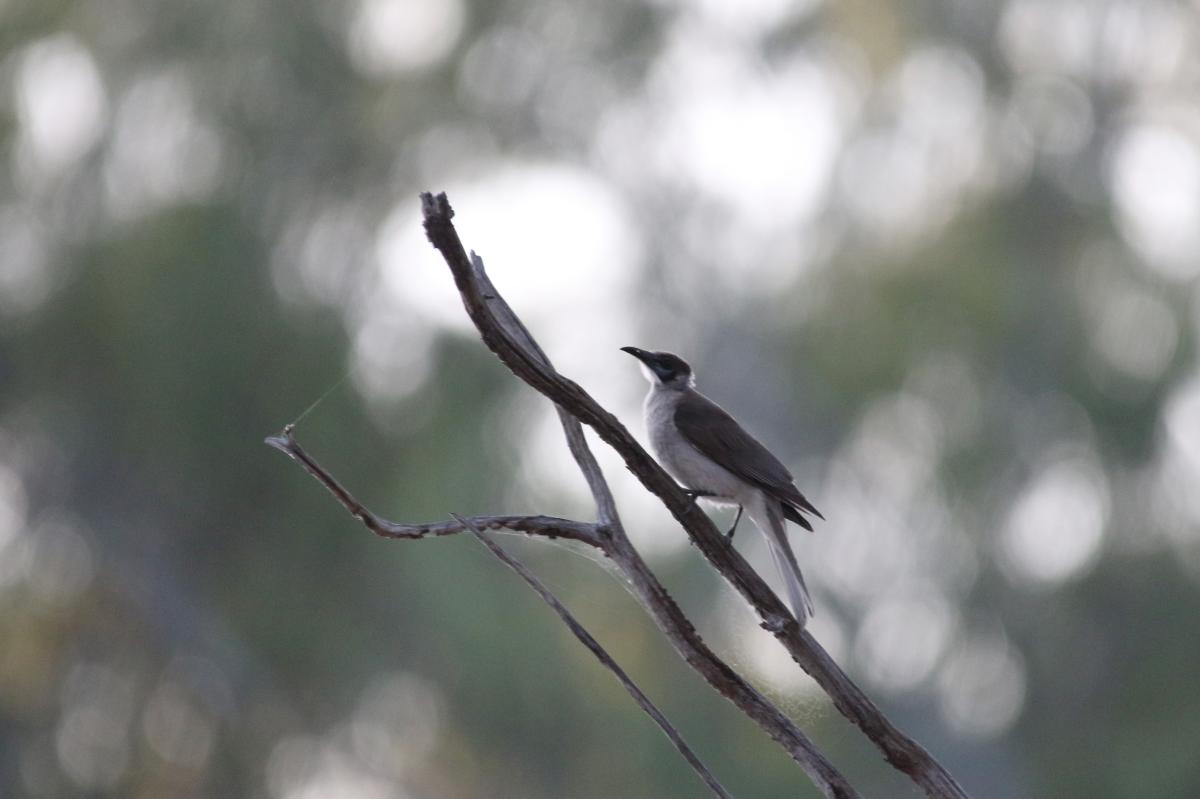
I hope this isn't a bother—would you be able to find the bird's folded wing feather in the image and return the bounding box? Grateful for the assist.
[674,393,823,524]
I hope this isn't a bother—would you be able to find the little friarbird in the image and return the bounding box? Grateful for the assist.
[622,347,823,625]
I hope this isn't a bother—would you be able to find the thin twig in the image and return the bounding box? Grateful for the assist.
[454,514,733,799]
[265,426,604,548]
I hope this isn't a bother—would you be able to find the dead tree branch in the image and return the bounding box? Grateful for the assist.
[419,191,970,799]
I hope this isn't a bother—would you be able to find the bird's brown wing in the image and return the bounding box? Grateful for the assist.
[674,392,823,528]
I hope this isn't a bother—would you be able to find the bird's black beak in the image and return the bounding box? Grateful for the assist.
[621,346,652,364]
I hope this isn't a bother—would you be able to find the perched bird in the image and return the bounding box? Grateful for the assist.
[622,347,823,624]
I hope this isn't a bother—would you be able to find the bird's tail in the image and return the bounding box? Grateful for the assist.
[750,499,814,625]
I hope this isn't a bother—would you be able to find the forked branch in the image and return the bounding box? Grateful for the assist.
[268,192,971,799]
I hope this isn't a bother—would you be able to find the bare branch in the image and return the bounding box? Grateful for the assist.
[455,514,733,799]
[420,191,970,799]
[265,426,604,548]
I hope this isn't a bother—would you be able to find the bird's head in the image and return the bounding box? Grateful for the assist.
[621,347,694,389]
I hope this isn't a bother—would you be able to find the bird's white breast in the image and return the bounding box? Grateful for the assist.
[643,387,749,505]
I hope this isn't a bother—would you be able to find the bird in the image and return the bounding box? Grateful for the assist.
[621,346,823,625]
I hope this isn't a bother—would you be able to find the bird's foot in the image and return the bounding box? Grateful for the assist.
[760,614,792,634]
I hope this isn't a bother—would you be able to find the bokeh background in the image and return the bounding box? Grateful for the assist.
[2,0,1199,796]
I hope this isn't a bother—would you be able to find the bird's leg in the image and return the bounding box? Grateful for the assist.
[725,505,744,541]
[681,488,742,541]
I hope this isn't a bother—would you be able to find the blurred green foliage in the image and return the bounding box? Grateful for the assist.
[2,0,1199,797]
